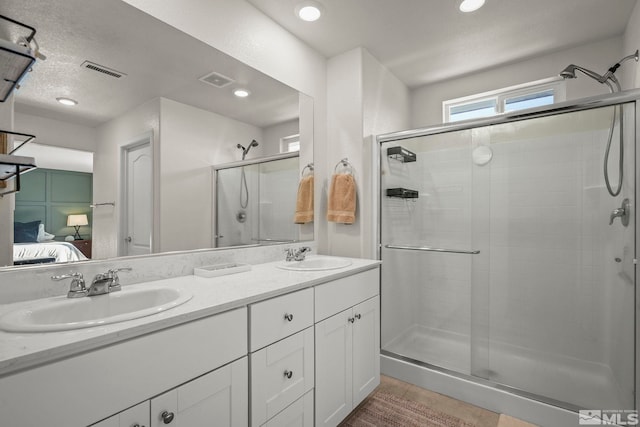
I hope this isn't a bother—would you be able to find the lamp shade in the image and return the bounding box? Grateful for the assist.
[67,214,89,227]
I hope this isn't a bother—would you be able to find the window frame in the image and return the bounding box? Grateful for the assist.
[443,77,566,123]
[280,133,300,153]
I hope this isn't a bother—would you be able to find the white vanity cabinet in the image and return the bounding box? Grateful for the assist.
[91,402,150,427]
[314,269,380,427]
[1,308,248,427]
[150,357,248,427]
[249,288,315,427]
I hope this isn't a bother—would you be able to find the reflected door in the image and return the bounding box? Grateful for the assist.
[123,141,152,256]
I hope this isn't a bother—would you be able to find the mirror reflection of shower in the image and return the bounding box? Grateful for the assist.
[237,140,260,210]
[559,49,639,197]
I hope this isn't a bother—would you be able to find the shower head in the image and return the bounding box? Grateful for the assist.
[250,139,259,148]
[559,65,578,79]
[559,49,639,93]
[558,64,604,82]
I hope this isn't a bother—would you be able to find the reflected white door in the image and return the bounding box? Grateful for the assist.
[123,142,152,256]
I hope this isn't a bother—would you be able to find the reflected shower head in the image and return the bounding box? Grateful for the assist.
[238,140,259,159]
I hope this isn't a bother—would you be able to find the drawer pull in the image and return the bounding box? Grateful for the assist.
[161,411,175,424]
[348,317,355,323]
[284,370,294,379]
[132,424,146,427]
[284,313,294,322]
[354,314,361,320]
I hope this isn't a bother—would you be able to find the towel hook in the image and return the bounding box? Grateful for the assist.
[334,158,354,174]
[301,162,314,177]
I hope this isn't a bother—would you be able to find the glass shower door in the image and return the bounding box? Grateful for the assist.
[473,103,635,410]
[380,130,478,375]
[380,101,635,412]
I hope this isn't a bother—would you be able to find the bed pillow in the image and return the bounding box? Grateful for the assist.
[14,220,42,243]
[36,224,56,242]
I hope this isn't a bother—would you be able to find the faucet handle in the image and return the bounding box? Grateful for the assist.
[52,272,87,298]
[107,267,132,291]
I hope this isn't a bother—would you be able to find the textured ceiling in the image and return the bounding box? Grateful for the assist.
[0,0,299,128]
[247,0,638,88]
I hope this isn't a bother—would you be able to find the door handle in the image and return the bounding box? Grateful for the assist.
[125,236,132,243]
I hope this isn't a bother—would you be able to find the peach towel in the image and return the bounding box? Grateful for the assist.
[294,175,314,224]
[327,173,356,224]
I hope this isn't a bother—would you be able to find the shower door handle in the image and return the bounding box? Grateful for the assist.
[384,244,480,255]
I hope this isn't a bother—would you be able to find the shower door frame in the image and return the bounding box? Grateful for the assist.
[375,88,640,413]
[212,151,300,247]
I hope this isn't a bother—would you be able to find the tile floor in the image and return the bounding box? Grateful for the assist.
[352,375,538,427]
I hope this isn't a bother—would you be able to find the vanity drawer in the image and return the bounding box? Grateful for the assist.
[315,268,379,322]
[250,327,314,427]
[250,287,314,351]
[262,389,314,427]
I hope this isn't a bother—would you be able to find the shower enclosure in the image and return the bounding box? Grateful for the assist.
[378,91,638,418]
[214,152,300,247]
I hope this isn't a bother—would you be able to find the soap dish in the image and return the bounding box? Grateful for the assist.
[194,263,251,278]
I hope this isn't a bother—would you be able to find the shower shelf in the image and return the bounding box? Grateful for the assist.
[387,146,416,163]
[386,188,419,199]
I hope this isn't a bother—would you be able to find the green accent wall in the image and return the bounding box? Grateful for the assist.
[15,168,93,240]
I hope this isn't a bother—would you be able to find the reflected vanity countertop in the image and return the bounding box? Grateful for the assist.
[0,256,380,376]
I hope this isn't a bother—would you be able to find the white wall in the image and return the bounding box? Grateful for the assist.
[93,98,161,259]
[159,98,263,252]
[262,119,299,156]
[623,1,640,89]
[14,112,98,153]
[326,48,410,258]
[411,37,624,127]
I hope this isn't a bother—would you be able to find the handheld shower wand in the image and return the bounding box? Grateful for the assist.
[559,50,639,198]
[236,140,260,209]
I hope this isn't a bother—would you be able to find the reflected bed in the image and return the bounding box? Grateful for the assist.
[13,242,88,265]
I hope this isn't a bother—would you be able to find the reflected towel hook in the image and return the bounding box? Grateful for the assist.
[301,162,314,177]
[334,158,354,174]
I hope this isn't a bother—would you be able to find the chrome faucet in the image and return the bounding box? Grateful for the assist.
[285,246,312,262]
[52,272,88,298]
[88,268,132,296]
[610,198,630,226]
[51,268,132,298]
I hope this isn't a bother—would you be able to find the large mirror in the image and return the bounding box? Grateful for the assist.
[0,0,313,268]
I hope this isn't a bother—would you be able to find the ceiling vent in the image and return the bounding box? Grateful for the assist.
[81,61,126,79]
[199,71,235,88]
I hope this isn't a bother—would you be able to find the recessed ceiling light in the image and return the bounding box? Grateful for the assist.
[233,88,250,98]
[295,1,323,22]
[56,97,78,106]
[459,0,485,12]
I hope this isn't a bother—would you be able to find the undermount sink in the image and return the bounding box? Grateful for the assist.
[0,286,192,333]
[277,256,352,271]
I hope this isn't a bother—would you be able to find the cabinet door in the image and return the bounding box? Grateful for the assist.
[251,328,314,427]
[315,309,353,427]
[91,401,150,427]
[151,357,248,427]
[351,296,380,407]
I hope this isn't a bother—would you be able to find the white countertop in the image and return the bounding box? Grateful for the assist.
[0,256,380,376]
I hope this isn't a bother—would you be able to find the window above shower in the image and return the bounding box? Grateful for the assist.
[443,78,566,122]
